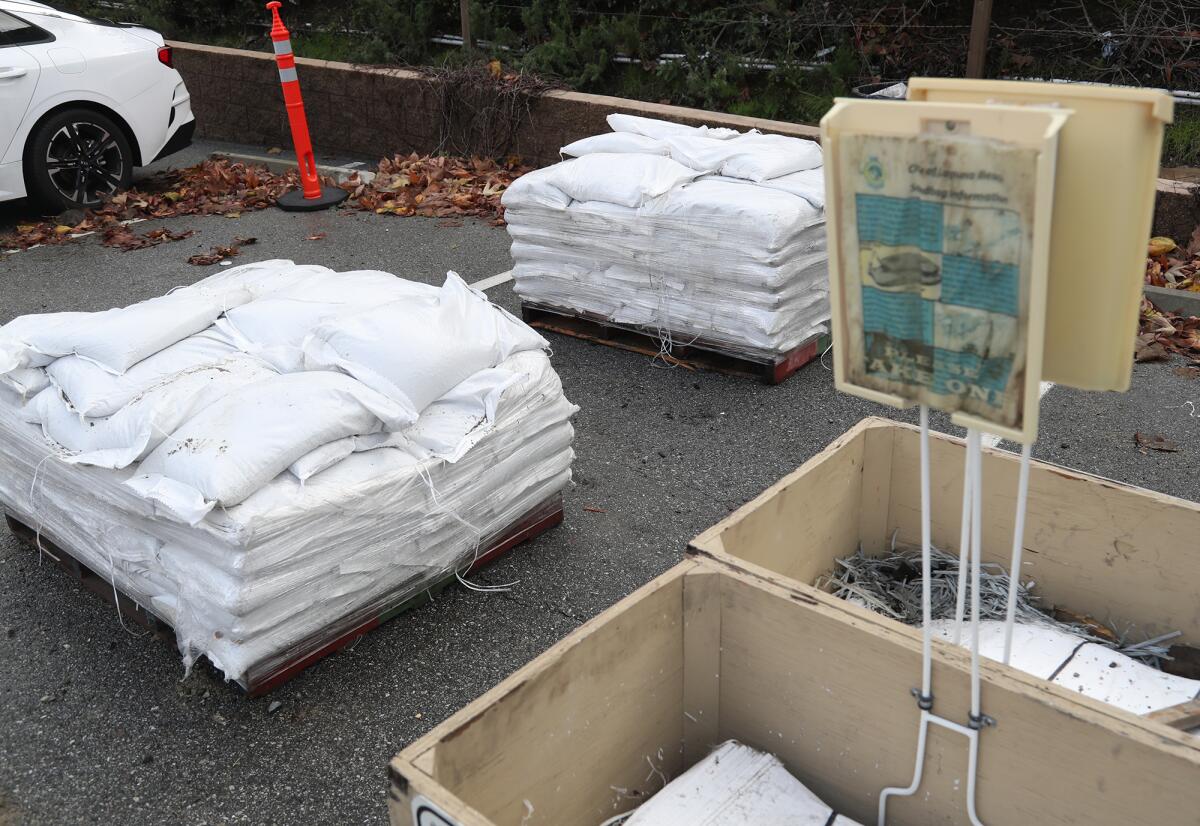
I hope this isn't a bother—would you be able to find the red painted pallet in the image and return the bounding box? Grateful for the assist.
[520,301,829,385]
[5,493,564,695]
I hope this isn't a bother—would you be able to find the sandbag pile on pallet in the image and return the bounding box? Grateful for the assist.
[0,260,577,685]
[502,113,829,360]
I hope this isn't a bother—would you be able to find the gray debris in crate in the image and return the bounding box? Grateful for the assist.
[816,540,1179,668]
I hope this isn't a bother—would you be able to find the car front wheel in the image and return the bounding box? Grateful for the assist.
[25,109,134,211]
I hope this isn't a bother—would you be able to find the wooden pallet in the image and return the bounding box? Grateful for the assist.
[5,493,564,695]
[520,302,829,385]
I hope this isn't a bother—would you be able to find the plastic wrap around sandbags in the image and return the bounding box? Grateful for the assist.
[0,261,577,682]
[506,114,830,359]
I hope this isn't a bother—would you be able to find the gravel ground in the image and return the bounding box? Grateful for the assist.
[1,142,1197,825]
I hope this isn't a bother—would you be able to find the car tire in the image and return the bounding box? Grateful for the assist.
[24,108,134,212]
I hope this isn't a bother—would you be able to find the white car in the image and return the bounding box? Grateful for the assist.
[0,0,194,210]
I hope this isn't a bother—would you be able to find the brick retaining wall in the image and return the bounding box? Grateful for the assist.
[170,41,820,167]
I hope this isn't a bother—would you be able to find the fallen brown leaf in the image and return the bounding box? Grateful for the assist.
[304,232,327,241]
[1134,432,1180,453]
[187,243,242,266]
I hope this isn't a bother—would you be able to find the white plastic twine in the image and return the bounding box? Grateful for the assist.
[414,463,518,593]
[1001,443,1033,665]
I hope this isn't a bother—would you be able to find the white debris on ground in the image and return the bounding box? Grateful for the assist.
[0,260,577,683]
[503,113,830,360]
[618,740,862,825]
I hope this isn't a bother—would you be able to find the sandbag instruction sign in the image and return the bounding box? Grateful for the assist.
[838,133,1037,430]
[822,98,1067,443]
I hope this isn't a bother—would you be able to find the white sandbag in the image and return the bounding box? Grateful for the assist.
[215,270,439,372]
[928,619,1083,680]
[500,167,575,212]
[30,355,277,469]
[931,619,1200,716]
[560,132,667,157]
[714,167,827,209]
[46,329,239,418]
[0,366,49,397]
[1054,642,1199,715]
[535,154,705,208]
[127,371,416,523]
[0,312,90,372]
[303,272,546,413]
[10,290,235,375]
[625,740,862,826]
[188,259,336,302]
[663,132,823,181]
[287,432,413,483]
[607,113,741,141]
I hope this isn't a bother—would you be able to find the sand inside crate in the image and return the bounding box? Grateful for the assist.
[817,543,1200,716]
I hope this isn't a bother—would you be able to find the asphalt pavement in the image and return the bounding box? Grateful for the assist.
[0,141,1197,825]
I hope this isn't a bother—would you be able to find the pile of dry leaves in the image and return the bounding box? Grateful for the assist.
[1140,234,1200,366]
[1145,234,1200,291]
[338,153,528,226]
[1,152,526,254]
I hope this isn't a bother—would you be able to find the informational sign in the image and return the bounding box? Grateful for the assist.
[836,133,1038,430]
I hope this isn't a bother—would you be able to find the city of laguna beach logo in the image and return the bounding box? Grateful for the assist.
[861,155,885,189]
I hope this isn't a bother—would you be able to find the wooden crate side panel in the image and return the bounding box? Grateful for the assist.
[887,428,1200,644]
[389,756,494,826]
[428,573,687,826]
[857,422,897,555]
[715,571,1200,826]
[711,422,871,582]
[682,569,722,765]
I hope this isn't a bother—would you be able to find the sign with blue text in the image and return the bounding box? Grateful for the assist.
[838,132,1037,430]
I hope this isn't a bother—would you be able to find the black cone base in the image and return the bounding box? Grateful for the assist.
[276,186,349,212]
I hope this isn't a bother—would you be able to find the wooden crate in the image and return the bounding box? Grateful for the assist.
[5,493,563,695]
[387,558,1200,826]
[520,301,829,384]
[689,417,1200,718]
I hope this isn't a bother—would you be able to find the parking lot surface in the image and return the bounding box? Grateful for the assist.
[1,141,1197,825]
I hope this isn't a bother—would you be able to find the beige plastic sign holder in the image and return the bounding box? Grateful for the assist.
[821,98,1073,826]
[906,78,1174,392]
[822,99,1068,445]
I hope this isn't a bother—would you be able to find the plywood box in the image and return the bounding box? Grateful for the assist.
[388,558,1200,826]
[689,417,1200,705]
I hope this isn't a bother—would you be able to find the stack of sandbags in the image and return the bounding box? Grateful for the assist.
[503,113,829,360]
[0,260,577,683]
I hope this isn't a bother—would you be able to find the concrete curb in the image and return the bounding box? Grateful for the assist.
[1146,284,1200,317]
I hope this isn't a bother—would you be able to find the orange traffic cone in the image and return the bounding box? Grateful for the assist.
[267,1,347,211]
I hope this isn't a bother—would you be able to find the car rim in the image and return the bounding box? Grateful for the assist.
[44,122,125,206]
